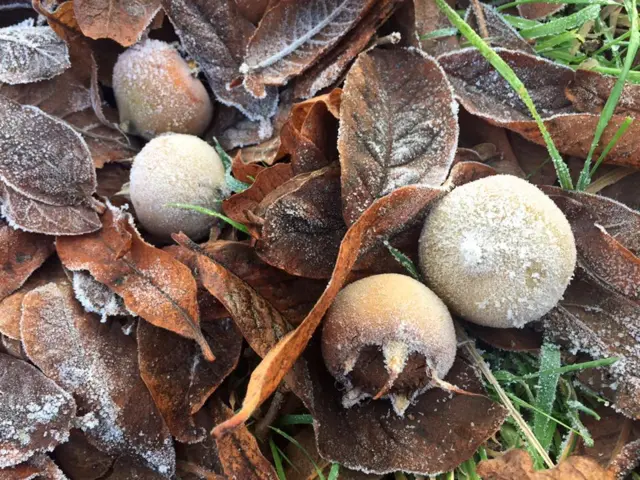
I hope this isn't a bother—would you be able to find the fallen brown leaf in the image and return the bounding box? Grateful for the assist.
[0,353,76,468]
[518,3,565,20]
[339,48,458,224]
[477,449,613,480]
[231,137,285,182]
[465,3,534,53]
[0,220,53,301]
[56,206,214,360]
[0,454,67,480]
[567,69,640,117]
[413,0,459,55]
[74,0,161,46]
[20,281,175,474]
[103,456,168,479]
[211,184,443,437]
[55,429,114,480]
[137,318,242,443]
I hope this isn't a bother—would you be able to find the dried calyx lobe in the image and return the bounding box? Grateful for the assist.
[321,274,457,416]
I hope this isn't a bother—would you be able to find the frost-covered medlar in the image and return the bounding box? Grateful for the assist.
[321,273,457,416]
[113,39,213,140]
[130,133,227,241]
[419,175,576,329]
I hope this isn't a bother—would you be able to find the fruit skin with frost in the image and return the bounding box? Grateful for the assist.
[130,133,227,241]
[112,39,213,140]
[419,174,576,329]
[321,273,457,416]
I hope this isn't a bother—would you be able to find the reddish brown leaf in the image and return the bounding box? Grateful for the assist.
[223,163,293,225]
[210,397,278,480]
[567,69,640,117]
[56,206,214,360]
[231,137,285,182]
[518,3,565,20]
[211,184,442,437]
[477,449,612,480]
[292,0,400,100]
[163,0,278,122]
[55,430,114,480]
[302,347,507,475]
[74,0,161,46]
[413,0,459,55]
[0,220,53,301]
[465,3,534,53]
[445,160,497,188]
[439,48,640,168]
[240,0,376,97]
[255,165,347,279]
[137,318,242,443]
[235,0,270,24]
[0,454,67,480]
[20,281,175,474]
[0,353,76,468]
[0,334,25,360]
[339,48,458,224]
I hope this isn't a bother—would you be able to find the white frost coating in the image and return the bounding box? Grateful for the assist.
[112,39,213,140]
[419,175,577,328]
[322,274,457,416]
[0,24,70,84]
[130,133,228,241]
[72,271,130,322]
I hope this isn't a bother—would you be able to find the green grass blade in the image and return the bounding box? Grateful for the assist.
[435,0,573,189]
[520,5,601,39]
[213,137,251,193]
[518,356,619,380]
[327,463,340,480]
[576,0,639,190]
[269,427,325,480]
[502,14,541,29]
[533,344,562,455]
[383,240,422,281]
[277,414,314,426]
[498,0,615,11]
[421,27,458,40]
[589,117,634,177]
[167,203,250,234]
[269,438,287,480]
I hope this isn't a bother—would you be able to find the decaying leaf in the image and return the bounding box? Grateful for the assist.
[74,0,161,46]
[465,322,543,352]
[292,0,400,100]
[477,449,612,480]
[137,318,242,443]
[212,184,443,437]
[518,3,565,20]
[302,346,508,475]
[56,206,214,361]
[0,454,67,480]
[464,3,534,53]
[567,69,640,117]
[255,165,347,279]
[55,429,114,480]
[20,281,176,475]
[163,0,278,122]
[104,456,168,479]
[0,24,70,84]
[210,397,278,480]
[413,0,459,55]
[339,48,458,224]
[240,0,375,98]
[0,353,76,468]
[439,48,640,167]
[0,220,53,301]
[72,270,129,321]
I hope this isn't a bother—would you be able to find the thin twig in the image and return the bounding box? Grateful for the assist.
[470,0,489,39]
[585,166,636,193]
[255,389,286,442]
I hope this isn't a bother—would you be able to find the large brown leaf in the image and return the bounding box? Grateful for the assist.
[0,353,76,468]
[0,454,68,480]
[477,449,613,480]
[74,0,161,46]
[0,95,99,234]
[56,206,214,360]
[137,318,242,443]
[412,0,459,55]
[20,282,176,474]
[464,3,534,53]
[55,430,114,480]
[567,69,640,117]
[211,184,443,437]
[0,220,53,301]
[339,48,458,224]
[163,0,278,122]
[240,0,375,98]
[438,48,640,168]
[255,165,347,279]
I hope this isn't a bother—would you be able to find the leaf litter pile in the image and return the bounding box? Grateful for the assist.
[1,0,640,479]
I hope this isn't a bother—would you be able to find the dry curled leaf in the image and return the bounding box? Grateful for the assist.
[0,95,99,234]
[439,48,640,168]
[20,281,176,475]
[0,219,53,301]
[240,0,375,98]
[0,353,76,468]
[255,165,347,279]
[477,449,613,480]
[137,318,242,443]
[210,397,278,480]
[0,24,70,84]
[567,69,640,117]
[211,184,443,437]
[464,3,534,53]
[55,429,114,480]
[74,0,161,46]
[56,206,214,361]
[163,0,278,122]
[339,48,458,225]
